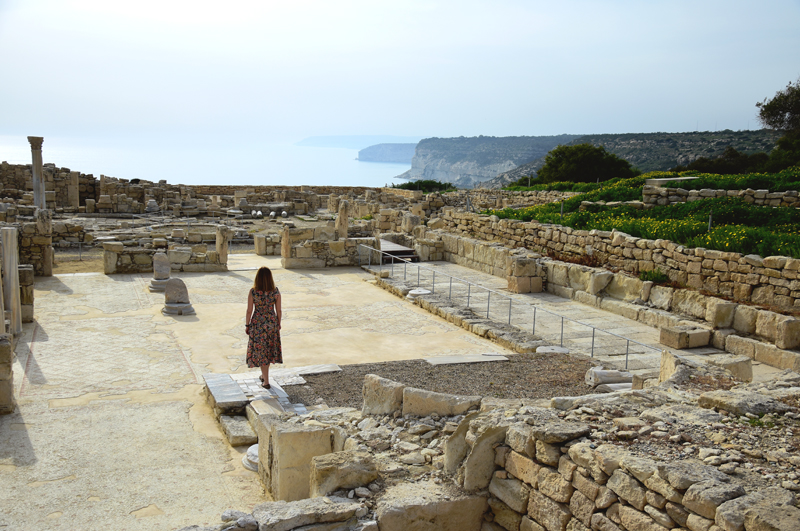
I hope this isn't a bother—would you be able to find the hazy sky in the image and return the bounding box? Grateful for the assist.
[2,0,799,144]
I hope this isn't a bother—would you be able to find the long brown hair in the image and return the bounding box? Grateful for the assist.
[253,266,276,292]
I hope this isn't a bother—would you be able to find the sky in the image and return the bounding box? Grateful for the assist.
[1,0,799,146]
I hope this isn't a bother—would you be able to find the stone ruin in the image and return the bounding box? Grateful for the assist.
[162,278,195,316]
[149,252,170,292]
[191,349,800,531]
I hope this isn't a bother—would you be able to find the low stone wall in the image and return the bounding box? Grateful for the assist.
[438,208,800,311]
[19,264,34,323]
[643,184,800,208]
[254,233,282,256]
[52,220,91,245]
[15,209,53,276]
[102,226,232,274]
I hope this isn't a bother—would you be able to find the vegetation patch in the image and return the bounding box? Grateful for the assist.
[392,179,456,193]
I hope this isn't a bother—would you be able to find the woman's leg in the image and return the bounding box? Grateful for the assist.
[260,364,270,388]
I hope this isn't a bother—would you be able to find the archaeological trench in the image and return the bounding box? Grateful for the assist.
[1,142,800,531]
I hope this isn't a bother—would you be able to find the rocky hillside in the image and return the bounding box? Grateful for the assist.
[357,143,417,163]
[482,130,779,188]
[396,135,582,189]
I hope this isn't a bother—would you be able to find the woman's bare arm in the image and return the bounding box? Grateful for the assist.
[246,290,253,326]
[276,293,282,330]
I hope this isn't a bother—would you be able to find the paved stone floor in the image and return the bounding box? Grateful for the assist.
[0,255,515,530]
[369,260,781,377]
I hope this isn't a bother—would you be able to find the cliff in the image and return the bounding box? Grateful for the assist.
[482,129,779,188]
[357,143,417,163]
[395,135,582,189]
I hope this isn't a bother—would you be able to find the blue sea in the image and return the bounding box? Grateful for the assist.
[0,135,412,188]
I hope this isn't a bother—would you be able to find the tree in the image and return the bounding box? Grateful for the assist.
[757,78,800,133]
[537,143,640,183]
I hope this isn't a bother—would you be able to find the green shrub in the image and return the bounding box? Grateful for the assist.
[639,269,670,284]
[392,180,456,193]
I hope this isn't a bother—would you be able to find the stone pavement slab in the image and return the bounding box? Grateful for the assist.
[423,353,508,365]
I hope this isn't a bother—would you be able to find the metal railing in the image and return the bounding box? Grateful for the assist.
[358,244,661,369]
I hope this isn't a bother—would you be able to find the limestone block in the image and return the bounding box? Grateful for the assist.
[725,335,758,359]
[548,263,569,287]
[604,274,643,302]
[590,514,621,531]
[672,290,708,319]
[489,497,523,531]
[697,390,791,417]
[683,480,745,520]
[254,234,267,255]
[153,253,170,280]
[309,450,378,498]
[733,305,758,335]
[706,354,752,382]
[744,505,800,531]
[573,472,600,501]
[509,276,532,294]
[489,475,530,513]
[102,241,124,252]
[568,266,592,292]
[775,317,800,350]
[705,299,737,329]
[570,490,595,527]
[376,480,488,531]
[362,374,405,415]
[329,241,346,257]
[648,286,673,310]
[512,258,538,277]
[165,279,190,304]
[219,415,258,446]
[0,378,14,415]
[715,487,797,531]
[252,497,361,530]
[538,467,574,503]
[657,461,731,492]
[659,326,709,349]
[587,271,614,296]
[506,450,540,487]
[536,440,561,467]
[260,420,333,501]
[402,387,481,417]
[618,505,668,531]
[168,249,192,264]
[506,423,536,458]
[463,420,509,491]
[528,489,571,531]
[103,251,118,274]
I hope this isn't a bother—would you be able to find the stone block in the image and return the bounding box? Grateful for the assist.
[402,386,481,417]
[309,450,378,498]
[607,470,647,510]
[489,475,530,513]
[587,271,614,296]
[698,390,790,417]
[744,505,800,531]
[254,234,267,255]
[257,418,333,501]
[538,467,574,503]
[528,490,571,531]
[672,290,707,319]
[604,274,643,302]
[536,440,561,467]
[509,276,532,294]
[715,487,797,531]
[362,374,404,416]
[506,450,540,487]
[776,318,800,350]
[683,480,745,520]
[376,480,488,531]
[219,415,258,446]
[705,299,737,329]
[252,497,361,530]
[619,505,669,531]
[706,354,752,382]
[725,335,758,359]
[733,305,758,335]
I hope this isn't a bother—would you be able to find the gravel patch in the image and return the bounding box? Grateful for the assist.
[284,352,595,409]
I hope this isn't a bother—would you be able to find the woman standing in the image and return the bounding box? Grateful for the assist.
[245,266,282,389]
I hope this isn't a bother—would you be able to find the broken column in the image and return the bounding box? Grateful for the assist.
[18,265,34,323]
[36,208,53,277]
[336,200,349,240]
[149,253,171,292]
[215,226,233,266]
[0,335,15,414]
[28,136,45,210]
[1,228,22,335]
[68,171,80,210]
[162,278,195,316]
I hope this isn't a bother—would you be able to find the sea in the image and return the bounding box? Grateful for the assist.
[0,135,412,188]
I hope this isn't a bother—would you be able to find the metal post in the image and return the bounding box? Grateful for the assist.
[625,340,630,370]
[560,317,564,347]
[591,328,595,358]
[467,284,471,307]
[417,265,420,287]
[379,252,382,273]
[532,307,536,335]
[368,250,371,269]
[449,277,452,299]
[79,241,82,261]
[486,291,491,318]
[391,257,394,277]
[508,298,512,324]
[432,271,436,294]
[404,261,407,280]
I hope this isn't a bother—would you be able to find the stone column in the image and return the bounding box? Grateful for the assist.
[215,226,233,266]
[2,228,22,336]
[27,136,45,210]
[336,200,349,241]
[35,209,54,277]
[68,171,80,209]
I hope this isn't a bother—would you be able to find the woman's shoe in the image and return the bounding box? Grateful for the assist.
[261,382,271,390]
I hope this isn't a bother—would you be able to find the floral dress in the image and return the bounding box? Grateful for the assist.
[246,287,283,367]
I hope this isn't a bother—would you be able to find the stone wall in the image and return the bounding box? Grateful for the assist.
[437,208,800,311]
[102,226,232,274]
[643,185,800,208]
[280,226,377,269]
[52,220,91,246]
[15,209,53,276]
